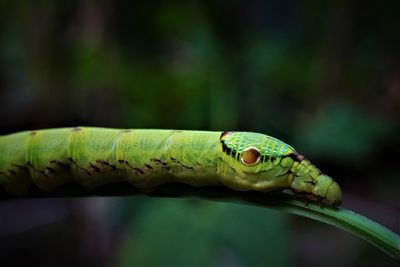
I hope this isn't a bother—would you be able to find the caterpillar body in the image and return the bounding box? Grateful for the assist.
[0,127,342,205]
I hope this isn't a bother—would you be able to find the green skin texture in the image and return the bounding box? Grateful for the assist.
[0,127,342,205]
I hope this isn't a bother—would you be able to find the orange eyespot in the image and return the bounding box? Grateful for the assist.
[240,147,261,166]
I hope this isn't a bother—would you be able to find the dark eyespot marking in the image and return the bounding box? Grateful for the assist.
[286,152,305,162]
[150,158,167,165]
[240,147,261,166]
[261,155,267,162]
[144,164,153,170]
[50,160,70,170]
[96,160,117,171]
[29,131,37,136]
[221,142,228,153]
[90,163,100,172]
[118,159,131,165]
[71,127,82,132]
[133,168,144,174]
[220,131,234,153]
[182,164,194,170]
[220,131,244,160]
[220,131,231,140]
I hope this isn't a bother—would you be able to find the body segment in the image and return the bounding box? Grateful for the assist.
[0,127,342,205]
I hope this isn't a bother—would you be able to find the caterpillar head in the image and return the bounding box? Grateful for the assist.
[218,131,342,206]
[218,131,295,192]
[290,158,342,206]
[312,174,342,206]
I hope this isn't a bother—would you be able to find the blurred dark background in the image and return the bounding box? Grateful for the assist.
[0,1,399,266]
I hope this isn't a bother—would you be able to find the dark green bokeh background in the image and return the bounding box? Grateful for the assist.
[0,1,399,266]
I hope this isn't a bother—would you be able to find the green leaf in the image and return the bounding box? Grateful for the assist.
[141,185,400,261]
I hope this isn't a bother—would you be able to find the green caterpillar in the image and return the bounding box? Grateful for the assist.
[0,127,342,205]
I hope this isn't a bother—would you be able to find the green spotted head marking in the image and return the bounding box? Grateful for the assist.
[220,131,294,163]
[219,131,342,206]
